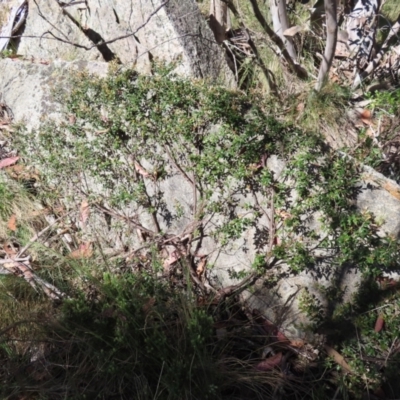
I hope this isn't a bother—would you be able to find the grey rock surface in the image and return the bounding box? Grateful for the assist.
[16,0,233,84]
[0,58,108,129]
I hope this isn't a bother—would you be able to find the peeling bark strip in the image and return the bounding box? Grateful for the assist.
[315,0,338,91]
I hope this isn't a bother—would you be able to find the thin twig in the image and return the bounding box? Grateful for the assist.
[164,144,195,187]
[17,212,72,258]
[93,203,155,235]
[214,271,259,301]
[0,257,30,264]
[251,190,271,224]
[267,187,276,253]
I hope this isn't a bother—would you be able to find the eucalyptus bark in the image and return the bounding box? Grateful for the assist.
[269,0,297,60]
[249,0,307,79]
[315,0,337,91]
[209,0,230,44]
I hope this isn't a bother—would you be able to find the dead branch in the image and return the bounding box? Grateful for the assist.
[1,257,66,300]
[214,272,259,302]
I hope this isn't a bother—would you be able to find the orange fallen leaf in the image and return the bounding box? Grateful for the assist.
[0,156,19,169]
[255,352,282,371]
[69,242,93,259]
[290,339,305,348]
[7,214,17,231]
[196,256,207,277]
[374,315,384,332]
[360,109,372,119]
[324,345,353,373]
[134,161,150,178]
[79,199,90,228]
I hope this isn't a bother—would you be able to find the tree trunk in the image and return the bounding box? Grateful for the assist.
[315,0,338,91]
[249,0,308,79]
[346,0,381,87]
[209,0,230,44]
[269,0,297,60]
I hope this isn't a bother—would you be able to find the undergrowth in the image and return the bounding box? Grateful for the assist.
[0,65,399,399]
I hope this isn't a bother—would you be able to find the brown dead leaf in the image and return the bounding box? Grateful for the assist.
[374,315,385,332]
[7,214,17,231]
[324,345,353,373]
[255,352,283,371]
[277,209,292,220]
[360,109,372,119]
[290,339,305,348]
[163,250,179,269]
[69,242,93,259]
[0,156,19,169]
[276,330,290,343]
[283,25,302,37]
[361,118,374,126]
[79,199,90,228]
[196,256,207,277]
[296,102,305,113]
